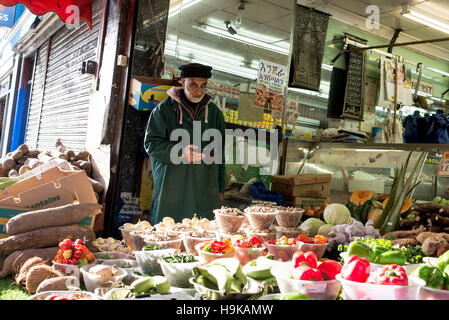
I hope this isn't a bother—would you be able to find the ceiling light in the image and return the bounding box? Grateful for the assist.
[168,0,203,18]
[402,9,449,35]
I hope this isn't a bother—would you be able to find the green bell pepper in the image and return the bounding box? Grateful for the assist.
[347,241,374,262]
[374,250,406,265]
[373,245,389,261]
[443,265,449,290]
[413,265,444,289]
[436,250,449,272]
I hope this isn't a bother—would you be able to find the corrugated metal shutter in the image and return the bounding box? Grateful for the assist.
[26,0,102,152]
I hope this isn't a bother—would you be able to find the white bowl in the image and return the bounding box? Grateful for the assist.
[296,241,328,259]
[93,251,128,264]
[270,262,341,300]
[158,259,200,288]
[134,249,177,275]
[194,242,234,264]
[102,259,139,285]
[79,264,127,293]
[419,285,449,300]
[336,273,425,300]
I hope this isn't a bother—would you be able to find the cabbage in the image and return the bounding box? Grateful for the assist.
[323,203,351,225]
[300,218,325,237]
[317,223,334,237]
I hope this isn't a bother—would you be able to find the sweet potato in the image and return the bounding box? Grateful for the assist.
[65,150,76,162]
[0,225,95,257]
[15,257,47,285]
[76,150,90,161]
[2,158,15,171]
[6,203,102,235]
[437,243,449,257]
[0,247,58,278]
[421,236,448,257]
[25,265,62,294]
[18,144,29,154]
[11,150,23,161]
[392,238,418,247]
[382,225,425,240]
[416,232,449,244]
[36,276,80,293]
[26,149,40,158]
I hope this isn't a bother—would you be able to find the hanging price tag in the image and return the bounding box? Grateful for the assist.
[436,152,449,177]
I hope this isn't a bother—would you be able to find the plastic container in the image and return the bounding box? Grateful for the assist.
[275,226,302,239]
[275,208,304,227]
[233,246,268,266]
[244,209,276,230]
[27,290,103,300]
[52,260,93,282]
[213,210,245,233]
[130,231,183,251]
[296,241,328,259]
[182,235,216,255]
[158,259,200,288]
[94,251,129,264]
[264,242,300,262]
[134,249,177,275]
[194,243,235,264]
[80,264,127,293]
[419,286,449,300]
[102,259,139,285]
[336,274,425,300]
[244,229,276,243]
[270,262,341,300]
[119,226,137,251]
[216,230,246,242]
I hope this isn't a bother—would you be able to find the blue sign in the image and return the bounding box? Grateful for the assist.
[0,5,15,28]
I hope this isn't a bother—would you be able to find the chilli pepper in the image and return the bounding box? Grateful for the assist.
[341,255,370,282]
[374,250,406,266]
[292,265,323,281]
[292,251,318,268]
[317,259,342,280]
[413,265,444,289]
[376,264,408,286]
[347,241,374,262]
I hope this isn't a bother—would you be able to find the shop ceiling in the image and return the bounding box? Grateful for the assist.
[167,0,449,65]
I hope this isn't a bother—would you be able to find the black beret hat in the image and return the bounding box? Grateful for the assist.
[179,63,213,79]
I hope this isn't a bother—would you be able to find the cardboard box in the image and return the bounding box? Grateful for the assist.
[271,174,332,186]
[272,182,330,198]
[129,76,181,111]
[0,167,99,238]
[285,196,330,207]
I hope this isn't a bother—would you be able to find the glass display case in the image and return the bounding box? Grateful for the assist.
[278,138,449,203]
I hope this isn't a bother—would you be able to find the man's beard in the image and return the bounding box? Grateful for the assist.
[185,91,205,103]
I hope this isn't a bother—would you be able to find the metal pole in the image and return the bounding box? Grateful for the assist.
[349,36,449,52]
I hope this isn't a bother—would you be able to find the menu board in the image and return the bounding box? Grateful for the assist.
[343,45,365,120]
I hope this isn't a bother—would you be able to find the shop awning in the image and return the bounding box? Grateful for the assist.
[0,0,92,29]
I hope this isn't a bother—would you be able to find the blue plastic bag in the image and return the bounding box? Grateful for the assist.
[250,182,285,206]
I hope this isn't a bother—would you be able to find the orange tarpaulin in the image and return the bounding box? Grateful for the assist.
[0,0,92,29]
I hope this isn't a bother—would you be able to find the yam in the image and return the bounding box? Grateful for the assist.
[24,158,39,168]
[11,150,23,161]
[0,247,58,278]
[2,158,16,171]
[17,144,29,154]
[17,157,29,165]
[36,276,80,293]
[416,232,449,244]
[18,165,31,175]
[0,225,95,257]
[76,150,90,161]
[437,243,449,257]
[8,169,18,178]
[421,236,448,257]
[89,178,104,193]
[6,203,102,235]
[382,225,425,240]
[25,265,62,294]
[65,150,76,162]
[392,238,418,247]
[15,257,47,285]
[26,149,40,158]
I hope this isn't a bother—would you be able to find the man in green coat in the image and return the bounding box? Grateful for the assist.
[144,63,225,225]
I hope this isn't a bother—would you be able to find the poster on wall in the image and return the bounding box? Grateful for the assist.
[254,59,287,112]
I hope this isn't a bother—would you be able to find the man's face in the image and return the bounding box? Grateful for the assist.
[182,77,207,103]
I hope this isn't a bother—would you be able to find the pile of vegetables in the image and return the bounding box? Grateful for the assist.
[346,190,375,225]
[291,251,342,281]
[54,238,95,265]
[327,220,381,249]
[413,250,449,290]
[300,203,350,237]
[160,253,197,264]
[200,239,235,254]
[400,202,449,234]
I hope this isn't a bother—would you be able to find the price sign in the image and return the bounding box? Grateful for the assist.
[436,152,449,177]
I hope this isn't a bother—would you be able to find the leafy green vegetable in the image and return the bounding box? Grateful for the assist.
[143,244,161,251]
[161,253,197,264]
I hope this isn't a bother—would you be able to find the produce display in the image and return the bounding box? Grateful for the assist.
[54,239,95,265]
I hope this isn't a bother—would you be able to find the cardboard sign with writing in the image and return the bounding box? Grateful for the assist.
[437,152,449,177]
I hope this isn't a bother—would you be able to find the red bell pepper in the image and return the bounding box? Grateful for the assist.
[248,237,262,248]
[376,264,408,286]
[317,259,342,280]
[210,240,226,253]
[292,265,323,281]
[341,255,370,283]
[292,251,318,268]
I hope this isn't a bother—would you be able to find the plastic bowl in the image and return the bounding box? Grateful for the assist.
[244,209,276,230]
[336,273,425,300]
[419,285,449,300]
[158,259,200,288]
[134,249,177,275]
[182,235,216,255]
[119,227,137,251]
[234,246,268,266]
[102,259,139,285]
[52,260,94,282]
[275,227,302,239]
[244,229,276,243]
[215,230,246,242]
[194,242,235,264]
[264,242,300,262]
[275,209,304,228]
[130,231,182,251]
[213,210,246,233]
[270,262,341,300]
[94,251,129,264]
[27,290,103,300]
[80,264,127,293]
[296,241,328,259]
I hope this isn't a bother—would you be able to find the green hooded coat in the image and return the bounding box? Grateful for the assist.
[144,87,225,225]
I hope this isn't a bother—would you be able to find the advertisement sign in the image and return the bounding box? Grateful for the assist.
[0,5,15,28]
[437,152,449,177]
[254,59,287,112]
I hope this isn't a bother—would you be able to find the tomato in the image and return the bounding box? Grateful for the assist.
[313,235,328,244]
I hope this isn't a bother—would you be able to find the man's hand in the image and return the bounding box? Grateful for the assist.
[182,145,205,163]
[219,192,224,205]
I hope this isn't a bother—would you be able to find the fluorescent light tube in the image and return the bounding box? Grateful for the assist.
[402,10,449,35]
[169,0,203,18]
